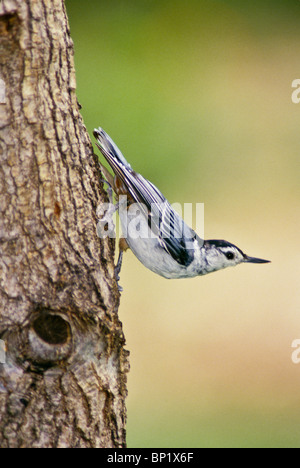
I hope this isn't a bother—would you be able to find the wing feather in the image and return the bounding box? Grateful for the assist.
[94,129,198,266]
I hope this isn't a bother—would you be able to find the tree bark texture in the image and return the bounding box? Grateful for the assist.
[0,0,128,448]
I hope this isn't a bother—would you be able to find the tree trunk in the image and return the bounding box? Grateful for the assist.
[0,0,128,448]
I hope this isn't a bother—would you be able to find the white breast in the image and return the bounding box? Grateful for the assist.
[119,207,201,279]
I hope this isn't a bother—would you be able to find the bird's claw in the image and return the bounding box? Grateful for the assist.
[115,251,124,292]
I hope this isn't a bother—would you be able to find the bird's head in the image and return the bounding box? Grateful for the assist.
[202,239,270,274]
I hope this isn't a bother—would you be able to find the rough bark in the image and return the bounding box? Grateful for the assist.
[0,0,128,448]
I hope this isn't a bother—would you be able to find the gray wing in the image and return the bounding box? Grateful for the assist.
[126,172,197,266]
[94,128,198,266]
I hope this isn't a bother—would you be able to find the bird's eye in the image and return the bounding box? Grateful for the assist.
[225,252,235,260]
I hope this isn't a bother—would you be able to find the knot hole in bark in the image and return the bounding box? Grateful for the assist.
[27,311,73,366]
[0,12,20,38]
[32,314,70,345]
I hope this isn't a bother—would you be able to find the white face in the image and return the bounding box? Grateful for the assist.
[205,245,246,273]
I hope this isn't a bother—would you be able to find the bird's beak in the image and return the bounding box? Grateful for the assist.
[244,255,271,264]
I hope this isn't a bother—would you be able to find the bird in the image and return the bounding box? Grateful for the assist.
[93,127,270,281]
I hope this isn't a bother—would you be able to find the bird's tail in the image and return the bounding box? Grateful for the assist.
[93,128,132,171]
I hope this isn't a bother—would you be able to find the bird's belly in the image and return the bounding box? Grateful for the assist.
[126,236,185,278]
[119,210,200,279]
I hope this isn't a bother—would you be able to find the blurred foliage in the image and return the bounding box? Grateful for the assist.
[66,0,300,448]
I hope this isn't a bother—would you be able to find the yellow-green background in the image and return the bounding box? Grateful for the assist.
[66,0,300,448]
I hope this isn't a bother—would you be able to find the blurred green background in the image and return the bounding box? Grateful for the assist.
[65,0,300,447]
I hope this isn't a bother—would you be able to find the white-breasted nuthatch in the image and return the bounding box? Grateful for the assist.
[93,128,270,281]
